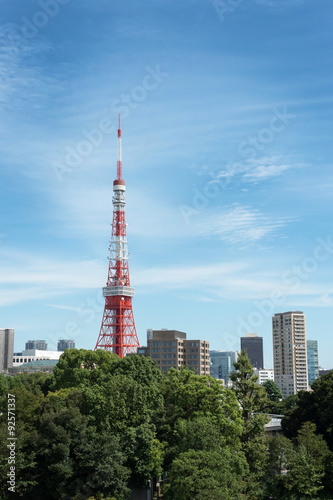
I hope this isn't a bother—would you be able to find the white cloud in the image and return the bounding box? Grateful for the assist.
[48,182,193,241]
[242,164,291,181]
[213,155,302,186]
[256,0,304,7]
[46,304,86,312]
[286,295,333,308]
[1,242,332,310]
[132,259,333,305]
[0,23,60,110]
[198,204,289,245]
[0,247,105,306]
[133,262,247,288]
[0,287,65,307]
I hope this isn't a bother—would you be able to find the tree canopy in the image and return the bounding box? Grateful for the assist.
[0,352,332,499]
[282,370,333,451]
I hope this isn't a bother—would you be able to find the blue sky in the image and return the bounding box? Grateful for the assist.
[1,0,333,369]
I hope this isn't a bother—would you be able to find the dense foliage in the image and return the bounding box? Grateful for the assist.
[0,349,332,499]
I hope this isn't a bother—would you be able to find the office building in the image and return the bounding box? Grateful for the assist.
[210,350,237,383]
[136,346,149,357]
[307,340,319,386]
[57,339,75,351]
[25,340,47,351]
[272,311,308,397]
[10,359,59,375]
[254,368,274,385]
[0,328,14,372]
[147,329,210,375]
[13,349,62,367]
[319,368,331,377]
[240,333,264,369]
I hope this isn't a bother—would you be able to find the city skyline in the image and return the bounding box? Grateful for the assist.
[1,1,333,369]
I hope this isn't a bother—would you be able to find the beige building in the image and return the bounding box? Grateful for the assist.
[146,329,210,375]
[272,311,308,397]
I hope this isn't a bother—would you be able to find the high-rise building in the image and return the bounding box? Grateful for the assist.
[147,329,210,375]
[57,339,75,351]
[0,329,14,372]
[272,311,308,397]
[210,350,237,382]
[240,333,264,369]
[25,340,47,351]
[307,340,319,386]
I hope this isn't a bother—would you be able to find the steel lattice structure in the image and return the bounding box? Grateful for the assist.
[94,117,140,357]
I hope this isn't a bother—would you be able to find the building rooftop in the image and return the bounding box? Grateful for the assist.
[9,359,59,373]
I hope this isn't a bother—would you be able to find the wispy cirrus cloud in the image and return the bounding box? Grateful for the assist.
[242,163,292,181]
[212,155,303,186]
[241,156,304,182]
[198,204,291,245]
[47,183,291,247]
[255,0,304,7]
[133,260,333,304]
[0,247,105,306]
[0,23,59,111]
[133,262,247,288]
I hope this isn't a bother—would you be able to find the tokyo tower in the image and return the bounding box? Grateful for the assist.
[94,117,140,357]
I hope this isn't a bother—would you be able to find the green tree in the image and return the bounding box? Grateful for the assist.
[14,371,53,396]
[108,353,163,388]
[0,419,38,498]
[282,371,333,451]
[281,390,315,440]
[51,349,119,389]
[0,373,24,413]
[279,422,332,499]
[260,379,284,414]
[83,496,117,500]
[90,373,164,486]
[310,370,333,450]
[278,392,299,414]
[230,350,269,498]
[263,435,295,499]
[171,415,224,456]
[161,367,243,440]
[263,379,283,402]
[121,422,164,486]
[284,446,324,499]
[158,367,243,468]
[164,449,248,500]
[30,406,130,500]
[0,385,47,498]
[51,349,165,488]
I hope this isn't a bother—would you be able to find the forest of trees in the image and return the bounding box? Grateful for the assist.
[0,349,332,499]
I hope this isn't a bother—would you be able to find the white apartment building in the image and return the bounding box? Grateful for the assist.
[272,311,309,397]
[254,368,274,385]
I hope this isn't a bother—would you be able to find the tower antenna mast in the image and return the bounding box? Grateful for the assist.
[94,116,140,357]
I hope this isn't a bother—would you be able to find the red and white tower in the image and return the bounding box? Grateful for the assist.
[94,117,140,357]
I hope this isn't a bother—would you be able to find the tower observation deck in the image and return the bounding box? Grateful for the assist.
[94,117,140,357]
